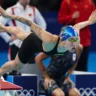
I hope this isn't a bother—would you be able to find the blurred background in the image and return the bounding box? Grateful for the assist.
[0,0,96,72]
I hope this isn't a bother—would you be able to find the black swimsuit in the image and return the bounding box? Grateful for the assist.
[18,33,62,63]
[43,36,60,56]
[40,49,78,95]
[47,50,77,79]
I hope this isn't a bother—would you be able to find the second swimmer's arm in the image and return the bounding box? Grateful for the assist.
[0,6,55,42]
[9,15,55,42]
[8,15,32,26]
[73,10,96,31]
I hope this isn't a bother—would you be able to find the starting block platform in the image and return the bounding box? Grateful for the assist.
[4,72,96,96]
[0,77,22,96]
[7,74,38,96]
[0,79,22,90]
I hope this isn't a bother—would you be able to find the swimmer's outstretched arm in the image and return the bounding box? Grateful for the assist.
[74,10,96,32]
[0,24,30,41]
[0,6,56,43]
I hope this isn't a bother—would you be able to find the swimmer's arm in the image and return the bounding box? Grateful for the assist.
[10,16,55,42]
[66,62,77,80]
[73,21,90,32]
[64,59,79,83]
[35,52,50,78]
[0,7,55,42]
[11,15,55,42]
[64,64,76,85]
[66,44,83,79]
[73,10,96,31]
[0,24,30,41]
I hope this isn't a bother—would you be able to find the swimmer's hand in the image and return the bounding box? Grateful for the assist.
[0,23,6,32]
[0,6,10,18]
[44,77,55,89]
[64,77,75,86]
[88,10,96,25]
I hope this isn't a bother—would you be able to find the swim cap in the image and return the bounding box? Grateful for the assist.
[60,25,78,41]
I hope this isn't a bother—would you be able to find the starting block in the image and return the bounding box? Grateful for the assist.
[7,74,38,96]
[0,77,22,96]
